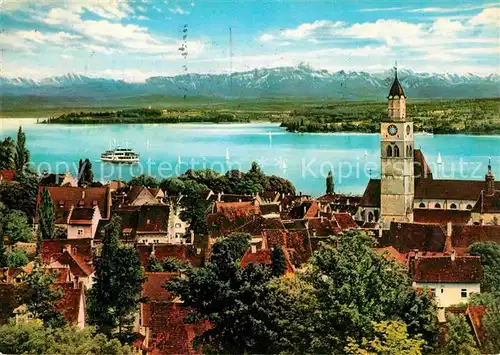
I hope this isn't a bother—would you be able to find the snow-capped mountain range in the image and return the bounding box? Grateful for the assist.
[1,65,499,99]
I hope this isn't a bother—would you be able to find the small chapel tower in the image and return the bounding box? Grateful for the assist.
[380,65,414,225]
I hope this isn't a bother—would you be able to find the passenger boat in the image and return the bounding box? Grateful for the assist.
[101,148,140,163]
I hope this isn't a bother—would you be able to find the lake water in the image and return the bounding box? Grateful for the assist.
[1,119,499,196]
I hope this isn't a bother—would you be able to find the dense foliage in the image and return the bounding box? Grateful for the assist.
[38,188,55,242]
[3,210,33,243]
[0,137,15,170]
[469,242,500,293]
[87,216,144,339]
[166,231,439,354]
[0,321,131,355]
[77,158,94,187]
[441,314,480,355]
[6,249,29,267]
[14,127,30,173]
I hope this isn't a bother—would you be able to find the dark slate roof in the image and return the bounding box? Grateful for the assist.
[411,256,483,283]
[472,190,500,213]
[137,205,169,234]
[451,225,500,249]
[415,179,500,201]
[68,208,95,224]
[388,73,405,98]
[360,179,381,207]
[378,222,446,253]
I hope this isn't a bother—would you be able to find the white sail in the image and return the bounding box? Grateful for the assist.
[269,131,272,142]
[177,155,181,164]
[282,160,287,169]
[225,148,230,160]
[437,153,443,165]
[364,150,368,157]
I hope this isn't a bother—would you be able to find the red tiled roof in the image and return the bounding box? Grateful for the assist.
[472,190,500,213]
[414,149,433,180]
[55,283,84,325]
[233,216,284,237]
[466,305,487,348]
[307,217,341,237]
[285,230,312,266]
[379,222,446,253]
[451,225,500,248]
[143,272,178,302]
[305,201,319,218]
[57,250,94,277]
[263,229,287,249]
[136,244,203,268]
[375,247,407,265]
[0,170,15,182]
[333,213,358,230]
[413,209,471,226]
[36,186,110,223]
[412,256,483,283]
[240,248,294,273]
[208,202,261,236]
[41,239,93,264]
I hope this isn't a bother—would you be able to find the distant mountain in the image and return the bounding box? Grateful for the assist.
[1,64,499,100]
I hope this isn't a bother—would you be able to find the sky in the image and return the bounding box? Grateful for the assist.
[0,0,499,81]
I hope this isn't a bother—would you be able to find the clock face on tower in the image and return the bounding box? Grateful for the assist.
[388,124,398,136]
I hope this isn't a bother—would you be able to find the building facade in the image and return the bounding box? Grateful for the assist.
[380,69,414,225]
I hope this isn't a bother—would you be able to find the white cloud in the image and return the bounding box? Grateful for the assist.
[190,2,195,7]
[135,15,149,20]
[168,6,190,15]
[153,6,163,13]
[61,54,74,60]
[258,34,274,42]
[408,3,499,13]
[136,5,147,13]
[359,6,408,12]
[281,20,344,40]
[468,8,500,26]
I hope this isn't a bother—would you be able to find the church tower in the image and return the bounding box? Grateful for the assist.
[380,67,414,225]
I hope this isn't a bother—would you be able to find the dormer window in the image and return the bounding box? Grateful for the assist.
[92,200,98,206]
[77,199,84,207]
[58,200,65,207]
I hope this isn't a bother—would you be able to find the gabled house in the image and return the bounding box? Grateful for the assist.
[115,186,165,207]
[35,186,112,239]
[240,247,295,274]
[55,282,86,329]
[410,253,483,321]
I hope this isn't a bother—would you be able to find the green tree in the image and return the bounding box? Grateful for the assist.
[166,235,278,353]
[25,266,66,328]
[4,210,33,243]
[88,216,144,338]
[38,188,55,245]
[326,170,334,194]
[441,313,480,355]
[6,249,29,268]
[180,180,209,236]
[77,158,94,187]
[161,257,190,272]
[1,168,39,221]
[147,254,164,272]
[0,321,131,355]
[128,174,158,187]
[0,137,15,170]
[0,202,8,266]
[345,320,424,355]
[483,297,500,353]
[301,231,437,352]
[469,242,500,293]
[14,127,29,173]
[159,177,185,196]
[271,244,286,277]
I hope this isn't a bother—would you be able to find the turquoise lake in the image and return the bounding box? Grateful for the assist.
[1,119,499,196]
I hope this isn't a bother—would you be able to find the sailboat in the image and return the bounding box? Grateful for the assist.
[177,155,182,165]
[364,150,368,158]
[269,131,272,142]
[225,148,230,161]
[437,153,443,165]
[281,160,287,169]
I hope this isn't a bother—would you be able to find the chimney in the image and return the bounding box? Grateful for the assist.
[378,227,382,238]
[320,215,324,222]
[347,199,350,205]
[279,204,282,212]
[81,190,85,199]
[217,192,222,202]
[190,230,194,244]
[317,209,321,218]
[451,249,456,261]
[414,249,419,260]
[312,229,316,237]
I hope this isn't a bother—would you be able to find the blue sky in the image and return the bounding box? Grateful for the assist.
[1,0,498,81]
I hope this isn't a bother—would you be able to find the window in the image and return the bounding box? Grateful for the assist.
[386,145,393,157]
[450,203,457,209]
[77,229,84,236]
[394,145,400,157]
[406,125,411,135]
[441,288,444,294]
[434,203,441,209]
[466,204,473,210]
[419,203,426,208]
[368,212,374,222]
[461,289,467,298]
[431,288,436,297]
[175,223,181,228]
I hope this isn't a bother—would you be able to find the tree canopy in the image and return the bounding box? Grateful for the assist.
[4,210,33,243]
